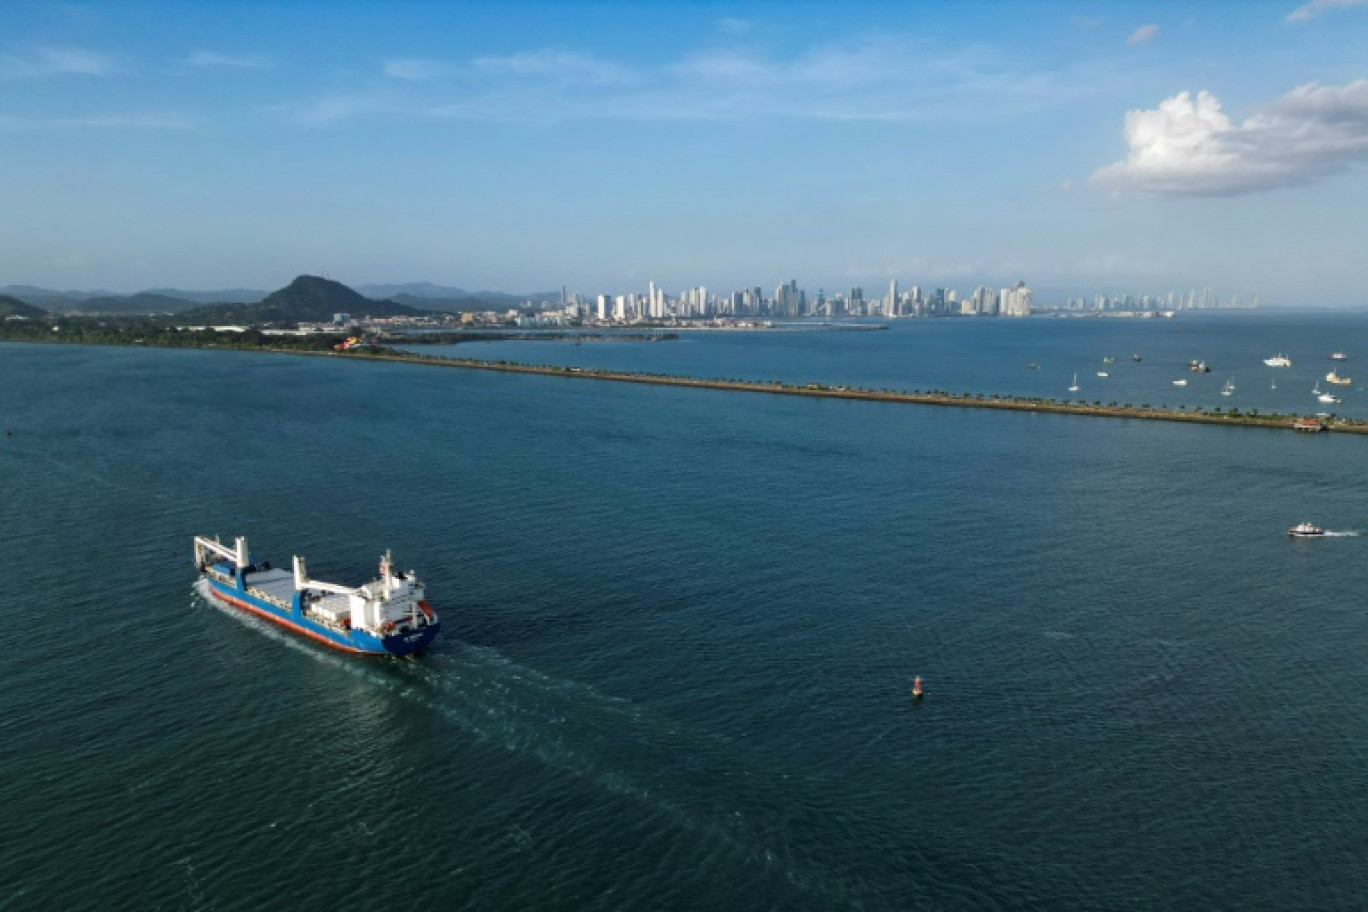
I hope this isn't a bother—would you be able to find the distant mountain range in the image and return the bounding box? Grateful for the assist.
[0,294,48,319]
[0,285,266,312]
[0,281,558,315]
[175,275,429,325]
[359,282,561,313]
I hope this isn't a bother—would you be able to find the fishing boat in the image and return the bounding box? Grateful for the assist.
[1132,354,1142,362]
[1189,359,1210,373]
[194,535,440,656]
[1314,383,1341,404]
[1288,522,1325,537]
[1264,354,1292,367]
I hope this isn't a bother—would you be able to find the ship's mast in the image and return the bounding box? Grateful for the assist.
[292,555,359,597]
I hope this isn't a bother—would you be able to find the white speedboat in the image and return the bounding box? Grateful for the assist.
[1288,522,1324,537]
[1096,371,1110,378]
[1264,354,1292,367]
[1331,352,1349,361]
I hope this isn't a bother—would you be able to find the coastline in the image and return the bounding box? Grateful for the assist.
[308,347,1368,435]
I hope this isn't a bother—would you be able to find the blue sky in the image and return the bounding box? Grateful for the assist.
[3,0,1367,304]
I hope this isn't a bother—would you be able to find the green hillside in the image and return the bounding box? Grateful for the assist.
[0,295,48,319]
[177,275,429,325]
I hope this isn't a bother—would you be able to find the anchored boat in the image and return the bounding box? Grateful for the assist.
[194,535,439,656]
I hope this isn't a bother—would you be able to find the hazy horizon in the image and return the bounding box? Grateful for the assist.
[4,0,1367,305]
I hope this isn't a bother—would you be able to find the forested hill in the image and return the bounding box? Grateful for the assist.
[176,275,430,324]
[0,295,48,319]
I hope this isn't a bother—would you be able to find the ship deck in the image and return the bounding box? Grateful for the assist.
[243,568,297,606]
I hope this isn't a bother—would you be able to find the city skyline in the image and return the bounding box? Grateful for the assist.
[3,1,1368,304]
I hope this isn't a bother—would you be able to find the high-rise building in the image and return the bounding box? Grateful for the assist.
[1002,281,1032,317]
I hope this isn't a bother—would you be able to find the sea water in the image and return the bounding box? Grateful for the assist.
[412,310,1368,421]
[2,313,1367,910]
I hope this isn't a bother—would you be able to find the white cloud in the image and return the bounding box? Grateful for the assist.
[296,36,1111,127]
[1091,80,1368,195]
[1125,24,1160,46]
[383,58,453,81]
[470,50,634,85]
[0,110,191,130]
[716,17,752,35]
[54,112,192,129]
[1286,0,1368,22]
[0,46,118,78]
[187,50,270,69]
[297,93,403,126]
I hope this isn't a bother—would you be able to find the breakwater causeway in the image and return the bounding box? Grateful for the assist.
[305,348,1368,434]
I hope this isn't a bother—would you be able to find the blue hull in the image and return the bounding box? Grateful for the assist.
[204,577,439,656]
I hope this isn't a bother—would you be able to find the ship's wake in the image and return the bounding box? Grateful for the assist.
[190,582,878,906]
[1322,530,1360,537]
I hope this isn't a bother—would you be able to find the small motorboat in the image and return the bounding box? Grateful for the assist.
[1096,371,1110,378]
[1172,379,1188,386]
[1288,522,1325,537]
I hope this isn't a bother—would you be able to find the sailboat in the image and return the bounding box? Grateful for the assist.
[1068,373,1080,392]
[1220,379,1235,397]
[1271,376,1277,390]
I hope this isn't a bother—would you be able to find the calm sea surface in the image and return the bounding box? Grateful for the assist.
[413,310,1368,421]
[4,310,1368,910]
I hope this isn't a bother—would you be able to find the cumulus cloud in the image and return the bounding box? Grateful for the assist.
[1125,24,1161,45]
[187,50,270,69]
[1090,80,1368,195]
[0,46,118,78]
[1286,0,1368,22]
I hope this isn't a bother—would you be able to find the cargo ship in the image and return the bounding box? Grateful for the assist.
[194,535,439,656]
